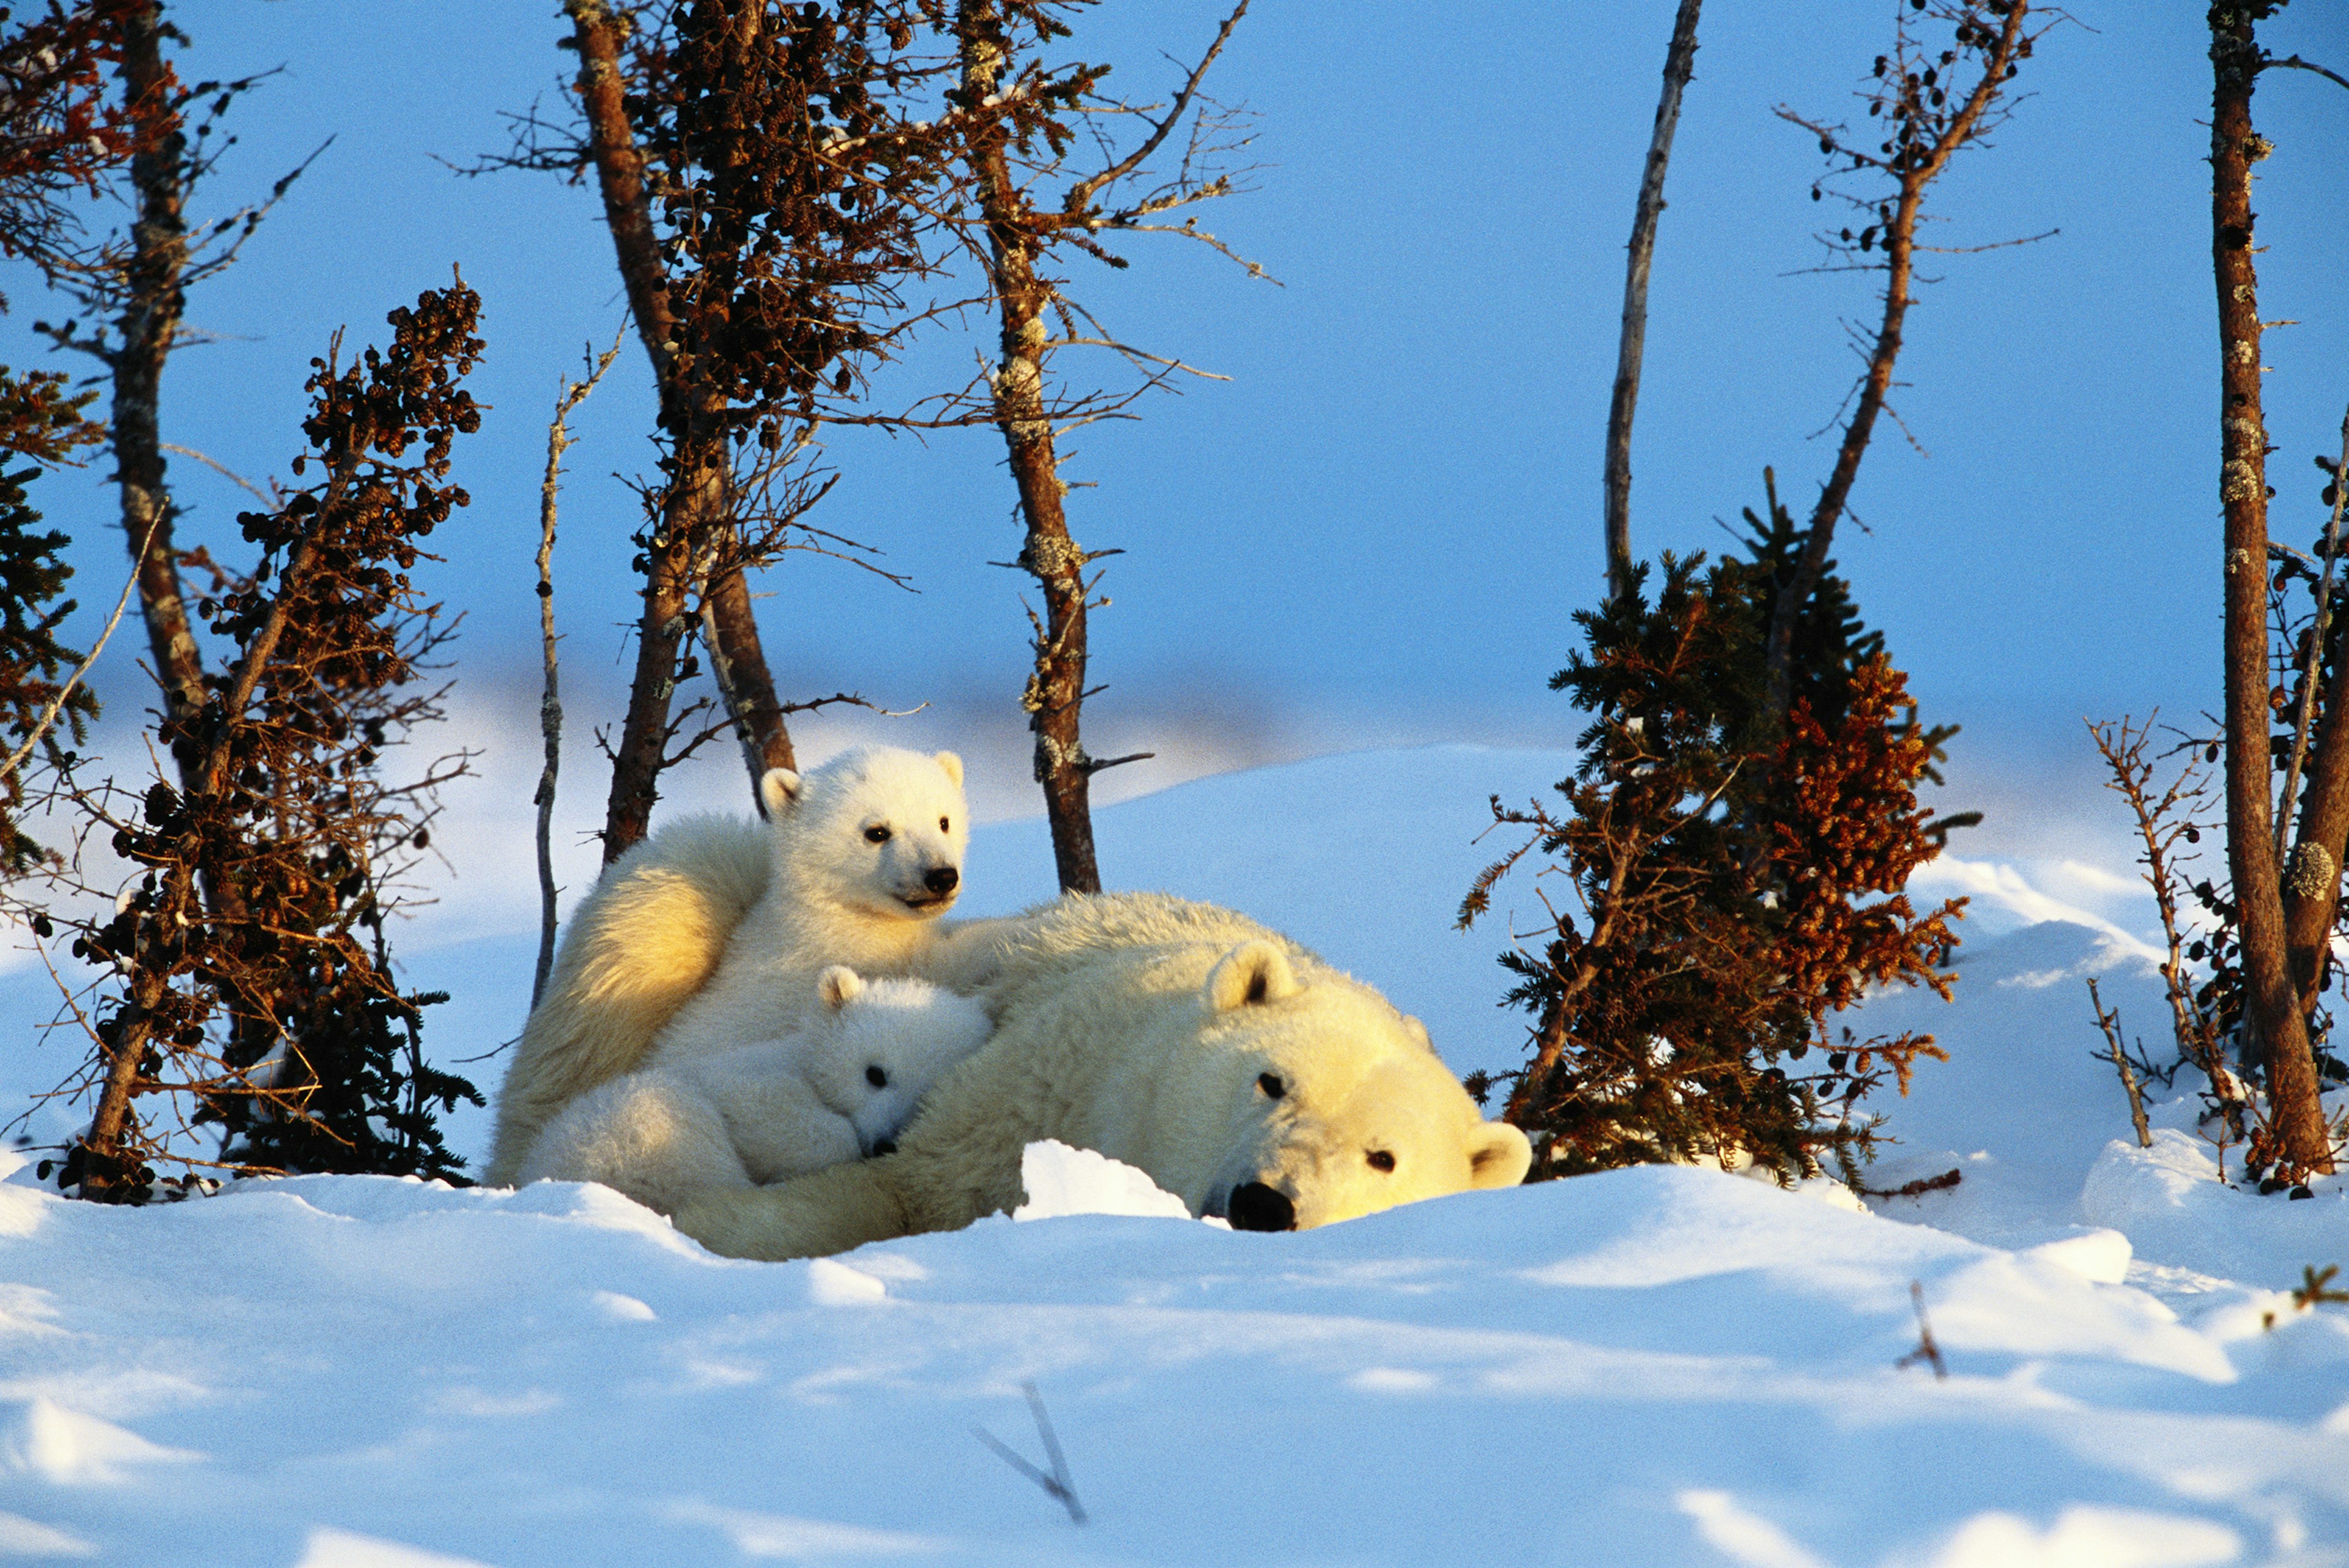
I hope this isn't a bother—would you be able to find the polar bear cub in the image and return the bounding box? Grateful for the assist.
[486,744,976,1185]
[515,966,992,1216]
[644,749,976,1074]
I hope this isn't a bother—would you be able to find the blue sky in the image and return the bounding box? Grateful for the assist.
[7,0,2348,834]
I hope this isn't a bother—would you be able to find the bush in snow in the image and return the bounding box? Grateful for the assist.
[35,285,484,1200]
[1460,483,1972,1188]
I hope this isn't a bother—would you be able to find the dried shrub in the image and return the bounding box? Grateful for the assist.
[39,283,485,1200]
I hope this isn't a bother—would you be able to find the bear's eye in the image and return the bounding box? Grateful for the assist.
[866,1065,888,1089]
[939,815,951,832]
[1257,1072,1286,1100]
[1367,1150,1395,1173]
[864,824,892,844]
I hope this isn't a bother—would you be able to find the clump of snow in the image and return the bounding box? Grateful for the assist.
[1013,1139,1195,1222]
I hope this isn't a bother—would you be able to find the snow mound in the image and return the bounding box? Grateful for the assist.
[1013,1139,1196,1222]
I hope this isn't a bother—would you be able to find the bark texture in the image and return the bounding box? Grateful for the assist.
[111,4,203,752]
[565,0,788,860]
[959,0,1101,894]
[2210,0,2332,1174]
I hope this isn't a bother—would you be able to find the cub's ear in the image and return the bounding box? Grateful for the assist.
[932,750,965,789]
[1204,940,1301,1012]
[817,965,864,1010]
[1402,1015,1433,1051]
[1466,1120,1534,1189]
[759,767,803,820]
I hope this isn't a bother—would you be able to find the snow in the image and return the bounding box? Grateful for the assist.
[4,747,2348,1566]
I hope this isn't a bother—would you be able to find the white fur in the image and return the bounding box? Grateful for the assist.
[514,966,993,1214]
[671,893,1537,1262]
[486,745,979,1185]
[648,747,976,1072]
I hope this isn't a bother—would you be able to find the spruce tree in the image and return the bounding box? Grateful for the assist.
[1463,478,1972,1186]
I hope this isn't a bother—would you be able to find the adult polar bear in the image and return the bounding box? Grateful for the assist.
[486,745,987,1186]
[671,892,1534,1261]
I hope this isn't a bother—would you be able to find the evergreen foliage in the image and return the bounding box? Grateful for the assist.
[1463,476,1972,1186]
[0,366,105,875]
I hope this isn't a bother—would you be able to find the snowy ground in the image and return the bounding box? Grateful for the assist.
[4,748,2347,1566]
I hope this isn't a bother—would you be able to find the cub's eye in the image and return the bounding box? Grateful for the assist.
[1257,1072,1286,1100]
[1366,1150,1395,1173]
[866,1065,888,1089]
[939,815,951,832]
[864,825,892,844]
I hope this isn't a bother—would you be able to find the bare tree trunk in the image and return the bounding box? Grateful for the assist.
[80,1,198,1196]
[1603,0,1702,604]
[703,568,798,783]
[565,0,787,857]
[77,967,168,1199]
[959,0,1102,895]
[2211,0,2332,1175]
[113,4,204,754]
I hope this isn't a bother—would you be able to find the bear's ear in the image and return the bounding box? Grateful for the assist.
[1402,1015,1433,1051]
[759,767,803,820]
[817,965,864,1010]
[1204,940,1301,1012]
[932,750,965,789]
[1465,1120,1534,1189]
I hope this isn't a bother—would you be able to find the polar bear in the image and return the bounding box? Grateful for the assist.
[513,965,993,1215]
[670,893,1534,1260]
[486,745,984,1185]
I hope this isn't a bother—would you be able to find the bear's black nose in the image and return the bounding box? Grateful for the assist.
[1226,1182,1295,1232]
[869,1138,897,1158]
[924,865,960,895]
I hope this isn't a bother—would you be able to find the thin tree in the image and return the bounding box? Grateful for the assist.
[31,7,300,796]
[1603,0,1703,605]
[946,0,1256,893]
[2206,0,2334,1177]
[532,332,623,1007]
[1765,0,2050,734]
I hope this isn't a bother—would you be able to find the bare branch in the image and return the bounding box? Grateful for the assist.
[2262,54,2349,95]
[1064,2,1250,215]
[533,326,626,1009]
[159,441,274,508]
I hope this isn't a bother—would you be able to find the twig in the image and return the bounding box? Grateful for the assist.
[531,328,625,1009]
[0,514,158,787]
[1896,1280,1948,1379]
[2087,978,2153,1149]
[971,1381,1087,1525]
[158,442,276,509]
[2262,54,2349,95]
[1064,1,1249,214]
[1857,1167,1962,1200]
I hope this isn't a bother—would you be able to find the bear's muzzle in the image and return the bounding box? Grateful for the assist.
[1226,1182,1296,1232]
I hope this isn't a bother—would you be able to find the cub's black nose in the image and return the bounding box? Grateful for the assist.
[924,865,960,895]
[869,1138,897,1158]
[1226,1182,1295,1232]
